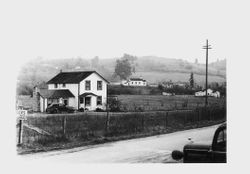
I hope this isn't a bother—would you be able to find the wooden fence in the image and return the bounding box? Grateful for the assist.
[17,106,226,145]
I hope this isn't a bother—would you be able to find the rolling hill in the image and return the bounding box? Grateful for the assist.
[16,56,226,95]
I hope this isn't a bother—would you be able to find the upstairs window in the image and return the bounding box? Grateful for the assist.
[97,96,102,105]
[97,81,102,90]
[54,84,58,88]
[85,80,91,90]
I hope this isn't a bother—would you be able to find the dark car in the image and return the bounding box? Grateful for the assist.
[172,123,226,163]
[46,103,75,114]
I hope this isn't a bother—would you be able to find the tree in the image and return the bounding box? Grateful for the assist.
[189,72,194,88]
[122,53,137,73]
[114,54,137,80]
[123,53,137,62]
[108,98,121,112]
[158,84,164,91]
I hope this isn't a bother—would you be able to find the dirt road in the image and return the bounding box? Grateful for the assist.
[22,124,220,163]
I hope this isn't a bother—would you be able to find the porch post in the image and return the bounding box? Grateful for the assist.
[43,98,45,112]
[78,83,80,110]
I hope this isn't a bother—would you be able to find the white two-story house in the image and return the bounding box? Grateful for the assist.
[38,71,109,112]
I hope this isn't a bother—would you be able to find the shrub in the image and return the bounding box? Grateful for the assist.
[108,98,122,112]
[96,108,105,112]
[78,107,85,112]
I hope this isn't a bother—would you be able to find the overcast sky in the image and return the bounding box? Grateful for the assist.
[1,0,249,64]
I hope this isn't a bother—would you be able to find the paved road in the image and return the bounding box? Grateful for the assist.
[22,124,220,163]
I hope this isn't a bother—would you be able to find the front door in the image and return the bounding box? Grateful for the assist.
[85,97,91,107]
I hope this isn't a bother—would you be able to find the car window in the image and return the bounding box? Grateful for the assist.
[217,129,226,143]
[214,128,226,152]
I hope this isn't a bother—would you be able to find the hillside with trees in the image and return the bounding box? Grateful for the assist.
[16,55,226,95]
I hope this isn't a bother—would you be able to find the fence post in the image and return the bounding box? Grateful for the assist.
[106,111,110,133]
[184,111,187,125]
[62,116,66,137]
[165,112,168,128]
[18,119,23,145]
[197,108,200,126]
[210,108,213,121]
[141,114,144,131]
[209,108,211,121]
[135,114,138,133]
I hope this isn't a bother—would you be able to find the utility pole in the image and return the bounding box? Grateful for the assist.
[203,40,212,106]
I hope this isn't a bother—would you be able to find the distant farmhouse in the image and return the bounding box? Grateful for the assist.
[175,81,189,88]
[33,71,109,112]
[161,81,174,89]
[195,89,220,98]
[122,77,147,86]
[148,83,158,87]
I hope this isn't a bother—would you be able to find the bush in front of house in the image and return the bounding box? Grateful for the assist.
[108,97,122,112]
[78,107,85,112]
[96,108,105,112]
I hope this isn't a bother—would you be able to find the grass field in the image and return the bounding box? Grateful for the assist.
[134,71,226,85]
[117,95,225,111]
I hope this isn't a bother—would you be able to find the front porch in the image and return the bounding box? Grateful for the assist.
[79,92,103,111]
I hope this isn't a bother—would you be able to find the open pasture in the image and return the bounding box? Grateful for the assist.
[117,95,225,111]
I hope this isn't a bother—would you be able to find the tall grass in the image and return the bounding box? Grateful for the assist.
[20,106,226,145]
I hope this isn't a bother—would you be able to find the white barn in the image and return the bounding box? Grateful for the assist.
[195,89,220,98]
[38,71,109,112]
[122,78,147,86]
[211,91,220,98]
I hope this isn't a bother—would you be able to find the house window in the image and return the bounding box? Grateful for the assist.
[63,99,68,106]
[85,97,91,106]
[62,83,66,87]
[97,81,102,90]
[54,84,58,88]
[85,80,91,90]
[80,97,84,104]
[97,96,102,105]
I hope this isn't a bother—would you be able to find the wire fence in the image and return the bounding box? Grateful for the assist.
[17,106,226,145]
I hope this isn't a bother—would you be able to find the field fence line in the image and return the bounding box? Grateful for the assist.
[18,106,226,145]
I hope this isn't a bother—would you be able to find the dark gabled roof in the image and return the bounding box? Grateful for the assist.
[47,71,93,84]
[39,89,75,99]
[79,92,97,97]
[47,71,109,84]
